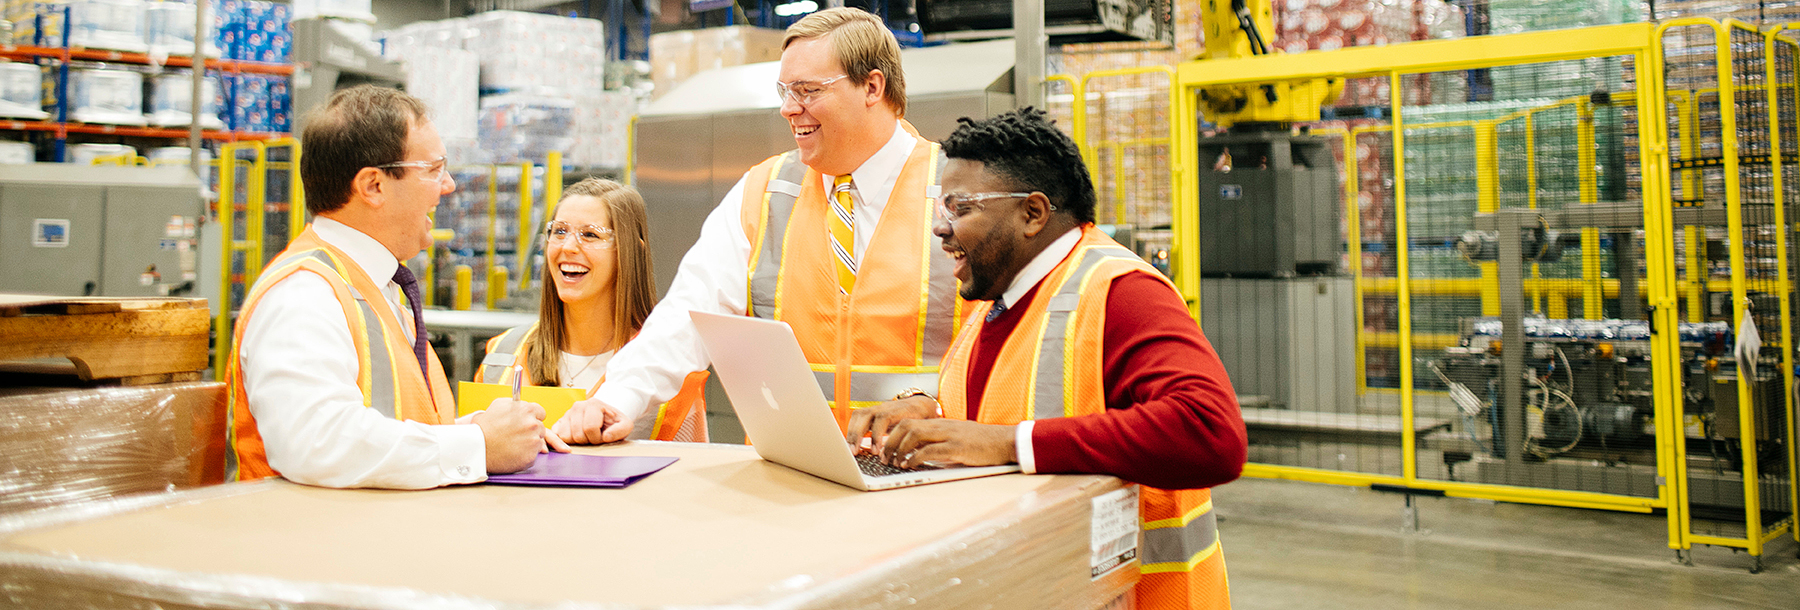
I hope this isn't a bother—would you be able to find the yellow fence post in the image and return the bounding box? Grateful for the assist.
[516,162,534,292]
[1714,19,1761,558]
[489,266,508,307]
[624,117,637,186]
[245,141,269,283]
[544,151,563,221]
[484,165,498,309]
[454,265,473,311]
[1763,24,1800,549]
[212,142,241,380]
[1475,122,1501,316]
[1674,91,1705,322]
[1390,71,1417,483]
[1328,128,1368,396]
[1639,23,1686,555]
[1576,98,1602,319]
[1176,78,1200,318]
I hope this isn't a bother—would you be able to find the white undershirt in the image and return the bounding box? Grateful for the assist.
[558,349,614,393]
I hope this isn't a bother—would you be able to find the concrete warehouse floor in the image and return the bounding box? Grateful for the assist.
[1214,477,1800,609]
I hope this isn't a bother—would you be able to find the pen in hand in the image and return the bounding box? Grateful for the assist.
[510,364,525,405]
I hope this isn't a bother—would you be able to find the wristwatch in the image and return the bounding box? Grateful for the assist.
[894,388,943,416]
[894,387,934,401]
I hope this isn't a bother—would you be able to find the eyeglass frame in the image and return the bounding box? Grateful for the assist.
[935,192,1052,223]
[373,156,450,184]
[774,74,850,106]
[544,220,618,249]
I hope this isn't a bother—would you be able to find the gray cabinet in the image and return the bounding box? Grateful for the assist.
[0,165,202,298]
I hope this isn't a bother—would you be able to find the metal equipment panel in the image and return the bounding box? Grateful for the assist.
[907,94,1013,142]
[101,187,198,297]
[710,110,791,208]
[1201,277,1355,412]
[637,114,714,298]
[1195,132,1336,277]
[0,183,104,296]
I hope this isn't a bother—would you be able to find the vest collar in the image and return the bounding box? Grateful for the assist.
[997,226,1084,310]
[311,216,401,293]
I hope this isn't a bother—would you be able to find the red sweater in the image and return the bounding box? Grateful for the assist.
[964,272,1247,490]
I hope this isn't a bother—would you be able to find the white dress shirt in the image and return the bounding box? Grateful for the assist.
[593,123,917,423]
[992,227,1082,474]
[239,217,486,489]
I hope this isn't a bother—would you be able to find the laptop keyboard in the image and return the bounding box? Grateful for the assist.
[855,453,912,477]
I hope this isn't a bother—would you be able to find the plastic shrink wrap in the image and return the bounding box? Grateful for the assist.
[0,382,228,518]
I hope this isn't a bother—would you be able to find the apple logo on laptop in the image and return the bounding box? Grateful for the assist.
[760,382,780,410]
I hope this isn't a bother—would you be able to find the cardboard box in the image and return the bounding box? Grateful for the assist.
[0,442,1138,609]
[651,26,784,100]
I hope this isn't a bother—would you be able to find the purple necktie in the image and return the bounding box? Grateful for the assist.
[985,298,1008,323]
[391,264,430,381]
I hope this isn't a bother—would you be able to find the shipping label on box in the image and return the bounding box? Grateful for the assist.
[1089,485,1139,579]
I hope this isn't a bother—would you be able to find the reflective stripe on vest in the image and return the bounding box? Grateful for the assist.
[748,152,807,320]
[224,247,401,481]
[1031,244,1140,420]
[745,143,956,406]
[255,249,400,415]
[1141,499,1222,572]
[480,323,535,383]
[934,226,1228,610]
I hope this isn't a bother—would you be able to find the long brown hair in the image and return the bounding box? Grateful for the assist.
[527,178,656,387]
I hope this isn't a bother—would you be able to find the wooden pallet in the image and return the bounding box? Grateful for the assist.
[0,295,210,385]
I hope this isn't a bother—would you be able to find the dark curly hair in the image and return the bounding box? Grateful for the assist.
[940,107,1096,224]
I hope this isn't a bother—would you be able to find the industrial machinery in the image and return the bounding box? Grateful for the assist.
[916,0,1174,44]
[1191,0,1353,415]
[0,164,204,299]
[1428,203,1787,512]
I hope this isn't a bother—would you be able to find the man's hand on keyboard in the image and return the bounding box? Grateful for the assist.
[845,395,942,455]
[879,419,1018,469]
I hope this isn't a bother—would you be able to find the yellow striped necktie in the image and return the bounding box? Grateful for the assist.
[830,175,857,294]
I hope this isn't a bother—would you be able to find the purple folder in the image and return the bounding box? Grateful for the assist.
[485,453,679,488]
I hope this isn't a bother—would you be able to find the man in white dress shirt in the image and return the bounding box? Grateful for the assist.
[226,86,562,489]
[555,8,961,443]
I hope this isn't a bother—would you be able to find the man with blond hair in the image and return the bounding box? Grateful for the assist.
[556,8,962,443]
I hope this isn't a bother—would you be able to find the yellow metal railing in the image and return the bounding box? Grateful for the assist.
[209,145,567,377]
[1069,66,1190,316]
[1143,18,1799,563]
[1774,22,1800,549]
[440,157,565,311]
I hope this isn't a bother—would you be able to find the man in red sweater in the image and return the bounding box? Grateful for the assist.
[844,108,1245,609]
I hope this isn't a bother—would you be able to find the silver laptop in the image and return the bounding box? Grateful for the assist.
[692,311,1020,491]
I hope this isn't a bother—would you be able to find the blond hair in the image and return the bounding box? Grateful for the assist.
[527,178,656,387]
[784,7,906,118]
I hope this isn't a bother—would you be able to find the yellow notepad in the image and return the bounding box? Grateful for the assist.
[456,382,589,428]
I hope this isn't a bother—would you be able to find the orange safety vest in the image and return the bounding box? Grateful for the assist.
[477,323,710,442]
[225,227,457,482]
[937,226,1231,610]
[739,120,963,429]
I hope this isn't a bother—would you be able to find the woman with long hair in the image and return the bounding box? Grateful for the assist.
[475,178,707,441]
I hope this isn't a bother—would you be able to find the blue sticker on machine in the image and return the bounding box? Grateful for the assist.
[1220,185,1242,200]
[33,219,70,248]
